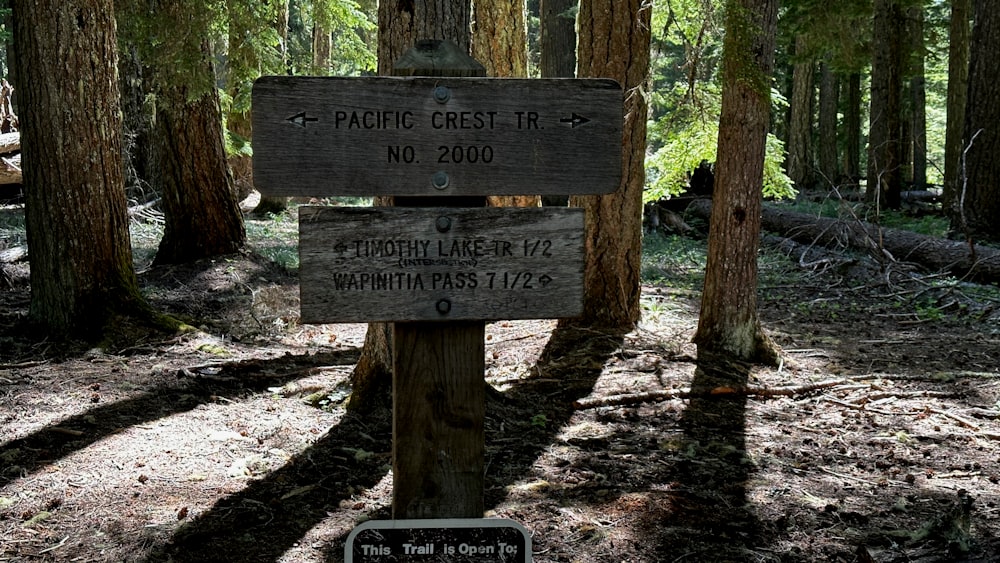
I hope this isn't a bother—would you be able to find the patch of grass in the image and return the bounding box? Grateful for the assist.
[246,209,299,271]
[641,232,706,290]
[775,197,949,238]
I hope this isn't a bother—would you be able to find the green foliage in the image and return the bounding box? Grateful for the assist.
[645,0,794,203]
[286,0,376,76]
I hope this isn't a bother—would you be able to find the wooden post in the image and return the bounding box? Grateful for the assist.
[390,39,488,519]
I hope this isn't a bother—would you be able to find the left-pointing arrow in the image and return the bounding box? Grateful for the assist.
[287,111,319,128]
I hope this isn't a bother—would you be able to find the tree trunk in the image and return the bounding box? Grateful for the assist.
[844,72,862,184]
[688,199,1000,285]
[350,0,477,410]
[11,0,150,337]
[249,0,289,215]
[867,0,904,210]
[564,0,650,329]
[818,62,839,186]
[472,0,541,209]
[540,0,576,79]
[692,0,780,366]
[152,65,246,265]
[787,35,813,190]
[907,5,926,191]
[943,0,971,221]
[954,0,1000,242]
[539,0,577,207]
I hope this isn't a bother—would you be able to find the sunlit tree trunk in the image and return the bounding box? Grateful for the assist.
[953,0,1000,242]
[943,0,971,218]
[564,0,650,329]
[12,0,150,337]
[472,0,540,209]
[692,0,780,366]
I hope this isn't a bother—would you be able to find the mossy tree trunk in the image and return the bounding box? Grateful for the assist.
[12,0,150,338]
[942,0,970,218]
[565,0,651,329]
[692,0,780,367]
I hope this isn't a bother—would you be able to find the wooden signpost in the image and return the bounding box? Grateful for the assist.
[252,39,621,562]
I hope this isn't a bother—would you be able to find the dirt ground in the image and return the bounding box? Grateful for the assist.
[3,207,1000,562]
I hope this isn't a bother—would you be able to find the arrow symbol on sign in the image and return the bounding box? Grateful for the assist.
[560,113,590,128]
[538,274,553,287]
[287,111,319,128]
[333,242,348,254]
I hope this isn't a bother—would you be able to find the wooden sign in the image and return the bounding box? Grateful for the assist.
[252,76,622,197]
[345,518,531,562]
[298,206,583,322]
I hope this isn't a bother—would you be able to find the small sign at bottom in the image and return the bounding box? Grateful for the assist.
[345,518,531,562]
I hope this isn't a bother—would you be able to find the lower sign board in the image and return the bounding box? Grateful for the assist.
[345,518,531,562]
[299,207,583,322]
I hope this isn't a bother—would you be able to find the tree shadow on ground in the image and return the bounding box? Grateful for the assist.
[316,325,626,561]
[0,350,358,491]
[658,352,773,560]
[142,409,393,563]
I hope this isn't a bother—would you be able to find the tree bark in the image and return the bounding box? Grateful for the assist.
[844,72,862,183]
[867,0,905,210]
[11,0,150,337]
[787,35,814,189]
[943,0,971,217]
[152,70,246,265]
[471,0,541,209]
[565,0,651,329]
[818,62,839,186]
[540,0,576,78]
[692,0,780,366]
[907,5,927,191]
[954,0,1000,242]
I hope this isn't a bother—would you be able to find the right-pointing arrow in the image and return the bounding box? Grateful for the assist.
[559,113,591,128]
[538,274,553,287]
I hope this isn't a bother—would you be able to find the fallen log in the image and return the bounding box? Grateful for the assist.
[687,199,1000,284]
[0,132,19,155]
[0,152,21,185]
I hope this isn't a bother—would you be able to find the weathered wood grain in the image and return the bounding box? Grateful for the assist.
[251,76,622,197]
[298,206,584,322]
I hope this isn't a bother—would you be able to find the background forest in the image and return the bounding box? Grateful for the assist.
[3,0,1000,562]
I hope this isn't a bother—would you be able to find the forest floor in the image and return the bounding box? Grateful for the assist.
[3,200,1000,562]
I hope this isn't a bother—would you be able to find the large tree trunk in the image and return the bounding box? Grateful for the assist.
[867,0,905,210]
[152,68,246,265]
[952,0,1000,243]
[12,0,150,337]
[565,0,651,329]
[692,0,779,365]
[787,35,814,190]
[688,199,1000,285]
[943,0,971,218]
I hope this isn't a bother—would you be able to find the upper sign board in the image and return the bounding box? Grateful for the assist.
[252,77,622,197]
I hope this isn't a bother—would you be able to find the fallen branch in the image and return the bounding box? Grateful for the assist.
[573,378,852,409]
